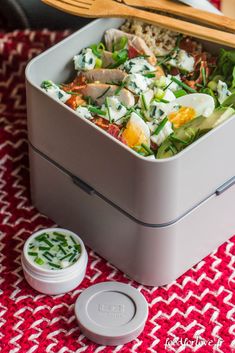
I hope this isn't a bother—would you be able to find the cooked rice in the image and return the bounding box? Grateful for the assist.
[121,19,179,56]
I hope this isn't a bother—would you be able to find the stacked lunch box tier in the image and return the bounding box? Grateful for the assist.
[26,18,235,286]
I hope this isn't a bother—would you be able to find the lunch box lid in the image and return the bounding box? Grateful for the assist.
[74,281,148,346]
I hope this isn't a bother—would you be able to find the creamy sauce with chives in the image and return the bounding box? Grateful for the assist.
[28,231,81,270]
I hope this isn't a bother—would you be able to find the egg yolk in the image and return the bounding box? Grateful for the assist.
[168,106,196,129]
[122,121,149,148]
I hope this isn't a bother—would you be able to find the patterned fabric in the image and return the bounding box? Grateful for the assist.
[1,8,235,353]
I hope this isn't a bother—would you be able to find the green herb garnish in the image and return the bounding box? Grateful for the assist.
[105,97,112,123]
[97,86,111,99]
[174,89,187,98]
[48,262,61,269]
[141,94,148,110]
[28,252,38,257]
[88,106,106,116]
[170,77,197,93]
[141,143,154,155]
[153,117,168,136]
[201,67,207,87]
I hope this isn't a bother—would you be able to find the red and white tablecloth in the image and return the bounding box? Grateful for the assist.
[1,4,235,353]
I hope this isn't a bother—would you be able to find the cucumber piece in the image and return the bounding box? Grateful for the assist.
[200,107,235,130]
[221,92,235,108]
[157,107,235,159]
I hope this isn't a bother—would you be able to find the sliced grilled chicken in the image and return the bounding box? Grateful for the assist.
[80,83,135,107]
[104,28,157,66]
[101,51,116,68]
[83,69,127,84]
[155,66,165,78]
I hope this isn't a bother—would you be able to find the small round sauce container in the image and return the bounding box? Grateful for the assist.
[21,228,88,295]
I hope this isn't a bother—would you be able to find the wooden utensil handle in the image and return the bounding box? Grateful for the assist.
[124,0,235,33]
[107,3,235,48]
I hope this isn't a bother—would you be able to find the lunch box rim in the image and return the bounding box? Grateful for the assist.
[25,17,235,164]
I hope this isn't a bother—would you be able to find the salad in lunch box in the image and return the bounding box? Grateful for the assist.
[41,20,235,159]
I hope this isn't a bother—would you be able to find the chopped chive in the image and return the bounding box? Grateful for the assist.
[48,262,61,269]
[141,143,154,156]
[42,239,53,247]
[97,86,111,99]
[65,91,79,95]
[144,73,156,78]
[39,246,51,251]
[88,106,106,116]
[28,252,38,257]
[35,234,46,241]
[159,98,170,103]
[163,81,173,91]
[51,238,60,243]
[170,77,197,93]
[174,89,187,98]
[74,244,81,252]
[141,94,148,110]
[34,257,44,265]
[105,97,112,123]
[44,251,54,258]
[69,253,77,262]
[153,118,168,136]
[59,245,67,255]
[60,253,73,261]
[53,232,65,239]
[69,235,77,244]
[114,81,125,95]
[201,67,207,87]
[43,253,52,261]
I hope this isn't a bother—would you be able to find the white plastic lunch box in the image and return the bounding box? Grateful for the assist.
[26,18,235,286]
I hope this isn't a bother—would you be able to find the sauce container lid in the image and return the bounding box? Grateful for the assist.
[74,281,148,346]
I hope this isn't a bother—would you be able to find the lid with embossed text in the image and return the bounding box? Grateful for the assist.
[74,281,148,346]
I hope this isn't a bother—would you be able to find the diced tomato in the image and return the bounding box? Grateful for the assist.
[92,117,110,131]
[128,45,141,59]
[66,95,85,110]
[150,141,158,151]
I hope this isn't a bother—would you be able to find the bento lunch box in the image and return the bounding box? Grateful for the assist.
[26,18,235,286]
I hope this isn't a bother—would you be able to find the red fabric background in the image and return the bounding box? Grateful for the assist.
[1,3,235,353]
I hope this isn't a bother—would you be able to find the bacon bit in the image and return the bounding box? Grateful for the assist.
[107,124,126,143]
[107,124,121,139]
[180,37,202,54]
[91,119,126,143]
[66,95,85,110]
[170,67,180,76]
[62,73,87,92]
[183,79,197,90]
[92,117,109,131]
[128,45,141,59]
[183,51,217,90]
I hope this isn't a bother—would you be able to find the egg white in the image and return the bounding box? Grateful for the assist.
[160,93,215,118]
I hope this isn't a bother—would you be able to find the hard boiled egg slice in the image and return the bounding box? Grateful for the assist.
[122,112,150,148]
[161,93,215,129]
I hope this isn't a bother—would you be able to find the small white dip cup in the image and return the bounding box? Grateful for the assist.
[21,227,88,295]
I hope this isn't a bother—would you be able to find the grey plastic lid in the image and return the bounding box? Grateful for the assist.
[74,281,148,346]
